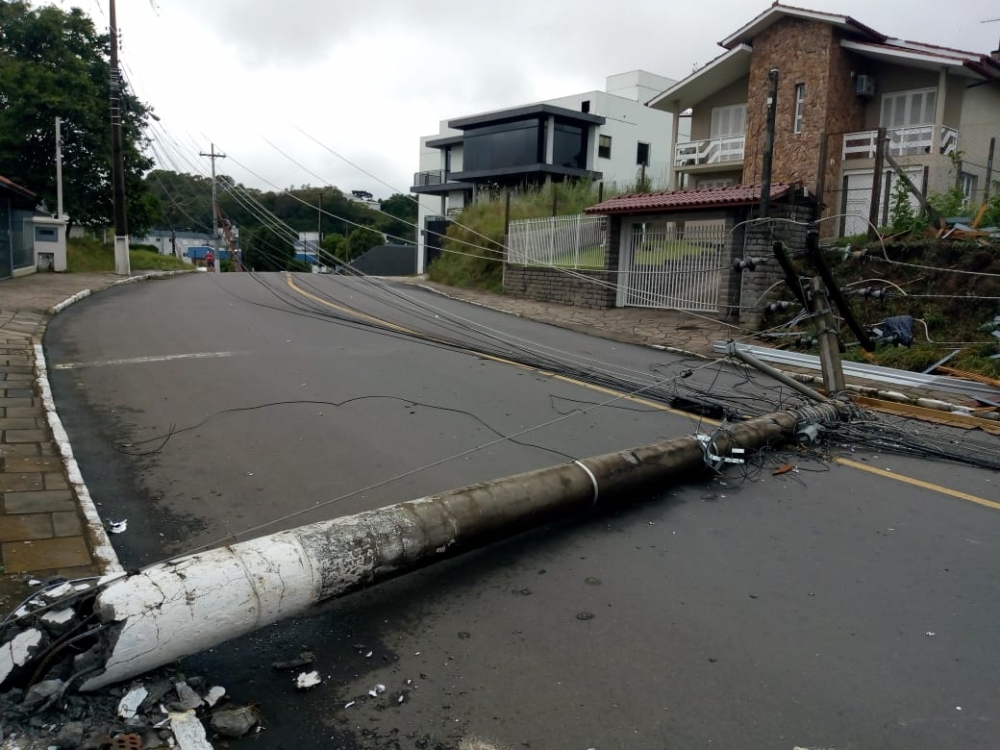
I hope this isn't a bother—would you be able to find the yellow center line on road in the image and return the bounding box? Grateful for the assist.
[285,275,998,512]
[834,458,1000,511]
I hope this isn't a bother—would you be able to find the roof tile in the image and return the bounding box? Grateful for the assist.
[585,183,794,215]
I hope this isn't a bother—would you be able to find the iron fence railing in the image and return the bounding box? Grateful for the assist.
[507,215,607,270]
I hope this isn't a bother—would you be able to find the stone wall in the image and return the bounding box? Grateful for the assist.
[741,16,867,224]
[738,202,816,328]
[502,266,617,309]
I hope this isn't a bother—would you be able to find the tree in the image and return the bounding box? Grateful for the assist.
[245,225,292,271]
[0,2,155,233]
[321,233,347,263]
[378,193,418,243]
[347,227,383,260]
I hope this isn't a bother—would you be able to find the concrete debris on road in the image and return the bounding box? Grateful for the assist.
[295,671,321,689]
[0,653,253,750]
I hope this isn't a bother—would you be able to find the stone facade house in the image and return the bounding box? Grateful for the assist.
[647,3,1000,237]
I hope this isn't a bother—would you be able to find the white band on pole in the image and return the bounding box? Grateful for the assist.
[574,460,600,505]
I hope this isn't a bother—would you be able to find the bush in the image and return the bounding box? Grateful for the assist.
[428,180,618,291]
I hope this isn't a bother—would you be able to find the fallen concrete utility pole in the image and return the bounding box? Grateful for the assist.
[2,402,858,692]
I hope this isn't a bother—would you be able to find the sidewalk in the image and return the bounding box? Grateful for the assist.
[0,273,173,615]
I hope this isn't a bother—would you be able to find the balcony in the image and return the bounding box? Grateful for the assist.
[673,135,745,170]
[842,125,958,161]
[411,169,467,195]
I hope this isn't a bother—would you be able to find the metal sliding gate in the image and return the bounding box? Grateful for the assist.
[616,220,728,311]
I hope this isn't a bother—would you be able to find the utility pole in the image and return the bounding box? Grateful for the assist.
[109,0,129,275]
[200,144,226,272]
[867,127,886,241]
[759,69,779,218]
[317,191,322,266]
[810,276,845,393]
[55,117,64,219]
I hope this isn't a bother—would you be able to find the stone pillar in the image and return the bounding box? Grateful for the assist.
[738,202,815,328]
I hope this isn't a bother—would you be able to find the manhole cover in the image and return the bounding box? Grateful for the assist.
[110,734,143,750]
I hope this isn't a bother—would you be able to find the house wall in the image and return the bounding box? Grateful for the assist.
[957,83,1000,203]
[742,16,867,213]
[545,90,676,191]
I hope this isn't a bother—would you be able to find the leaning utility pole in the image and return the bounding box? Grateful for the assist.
[200,144,226,272]
[109,0,130,275]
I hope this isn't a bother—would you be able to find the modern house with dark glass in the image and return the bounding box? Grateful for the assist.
[413,71,678,272]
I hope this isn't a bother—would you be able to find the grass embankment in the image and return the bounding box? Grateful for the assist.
[784,239,1000,378]
[427,181,620,291]
[67,237,190,273]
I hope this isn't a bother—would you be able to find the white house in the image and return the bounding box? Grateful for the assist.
[412,71,680,273]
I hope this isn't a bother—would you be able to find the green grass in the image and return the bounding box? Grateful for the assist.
[542,244,606,270]
[634,240,716,263]
[67,237,190,273]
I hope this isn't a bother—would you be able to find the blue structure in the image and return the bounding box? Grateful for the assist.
[186,245,233,261]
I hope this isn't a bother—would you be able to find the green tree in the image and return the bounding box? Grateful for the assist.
[321,233,347,263]
[378,193,417,242]
[0,1,155,233]
[347,227,383,259]
[245,225,292,271]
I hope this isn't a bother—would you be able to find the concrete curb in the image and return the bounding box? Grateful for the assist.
[32,269,197,577]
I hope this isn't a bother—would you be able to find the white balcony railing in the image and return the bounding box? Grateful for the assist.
[673,135,745,168]
[842,125,959,160]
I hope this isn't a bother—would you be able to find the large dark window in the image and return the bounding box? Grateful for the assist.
[552,120,588,169]
[462,119,543,172]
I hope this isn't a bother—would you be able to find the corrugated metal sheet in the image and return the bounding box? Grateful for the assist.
[715,342,1000,401]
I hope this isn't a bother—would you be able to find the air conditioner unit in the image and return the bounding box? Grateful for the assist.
[855,74,875,97]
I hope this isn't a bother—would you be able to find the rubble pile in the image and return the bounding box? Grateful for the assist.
[0,579,258,750]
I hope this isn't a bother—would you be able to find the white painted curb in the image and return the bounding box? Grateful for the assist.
[34,270,196,576]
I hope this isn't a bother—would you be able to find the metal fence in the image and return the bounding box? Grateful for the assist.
[617,220,730,311]
[507,214,608,269]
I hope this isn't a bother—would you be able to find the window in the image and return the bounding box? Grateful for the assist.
[709,104,746,138]
[959,172,978,203]
[793,84,805,134]
[462,119,544,172]
[581,100,591,114]
[552,120,588,169]
[598,134,612,159]
[880,88,936,129]
[636,142,650,166]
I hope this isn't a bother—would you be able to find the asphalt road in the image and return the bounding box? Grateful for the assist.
[45,272,1000,750]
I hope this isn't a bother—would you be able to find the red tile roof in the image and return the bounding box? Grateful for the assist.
[585,183,794,215]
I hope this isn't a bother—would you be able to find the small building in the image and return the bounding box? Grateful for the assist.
[1,175,67,279]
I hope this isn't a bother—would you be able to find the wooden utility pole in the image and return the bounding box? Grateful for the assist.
[867,127,886,241]
[199,144,226,272]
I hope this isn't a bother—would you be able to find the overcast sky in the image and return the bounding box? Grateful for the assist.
[46,0,1000,198]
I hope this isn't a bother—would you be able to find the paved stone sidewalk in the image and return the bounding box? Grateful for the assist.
[0,273,122,613]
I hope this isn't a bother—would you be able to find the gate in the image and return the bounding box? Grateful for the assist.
[616,220,727,311]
